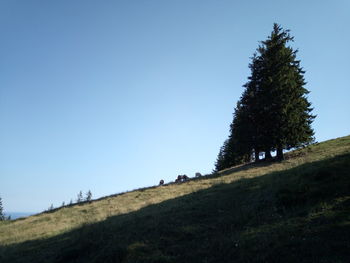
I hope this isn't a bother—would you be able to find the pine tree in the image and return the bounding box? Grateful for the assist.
[216,53,268,170]
[230,101,255,163]
[214,139,231,172]
[215,24,315,168]
[214,144,225,172]
[256,24,315,159]
[240,54,263,161]
[214,102,252,171]
[76,191,83,203]
[48,204,54,211]
[0,195,5,221]
[236,24,315,161]
[86,190,92,203]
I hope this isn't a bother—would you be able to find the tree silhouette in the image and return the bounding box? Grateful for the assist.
[0,195,5,221]
[76,191,83,203]
[253,24,315,159]
[215,24,315,170]
[86,190,92,203]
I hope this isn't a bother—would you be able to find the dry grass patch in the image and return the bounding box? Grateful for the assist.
[0,135,349,247]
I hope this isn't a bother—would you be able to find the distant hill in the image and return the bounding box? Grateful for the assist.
[0,135,349,262]
[5,212,34,220]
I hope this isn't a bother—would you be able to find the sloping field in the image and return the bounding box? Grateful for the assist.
[1,135,349,262]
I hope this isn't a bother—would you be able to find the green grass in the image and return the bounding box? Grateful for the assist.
[1,135,350,262]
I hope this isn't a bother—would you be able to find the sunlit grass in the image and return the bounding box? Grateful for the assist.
[1,135,349,246]
[0,135,349,262]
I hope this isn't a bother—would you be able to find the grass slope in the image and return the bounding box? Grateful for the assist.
[1,135,350,262]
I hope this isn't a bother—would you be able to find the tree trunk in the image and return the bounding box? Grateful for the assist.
[276,147,284,161]
[265,150,272,160]
[254,149,260,162]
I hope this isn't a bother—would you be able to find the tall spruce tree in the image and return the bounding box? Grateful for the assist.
[214,102,252,172]
[230,101,254,163]
[215,24,315,170]
[214,139,229,172]
[240,53,266,161]
[232,23,315,161]
[256,24,315,159]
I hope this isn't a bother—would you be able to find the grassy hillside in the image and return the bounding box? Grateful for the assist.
[1,135,350,262]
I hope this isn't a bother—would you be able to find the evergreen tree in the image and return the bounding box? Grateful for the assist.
[256,24,315,159]
[214,139,231,172]
[230,101,255,163]
[240,54,263,161]
[215,24,315,169]
[0,195,5,221]
[240,53,277,161]
[86,190,92,203]
[214,143,225,172]
[76,191,83,203]
[214,102,252,171]
[48,204,54,211]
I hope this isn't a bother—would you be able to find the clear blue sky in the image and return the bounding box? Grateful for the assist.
[1,0,349,213]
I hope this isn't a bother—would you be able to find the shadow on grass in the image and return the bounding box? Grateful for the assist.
[21,157,293,221]
[1,154,350,263]
[215,158,282,177]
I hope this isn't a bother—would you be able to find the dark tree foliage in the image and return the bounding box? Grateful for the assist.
[215,24,315,171]
[256,24,315,159]
[48,204,54,211]
[214,103,251,172]
[77,191,83,203]
[214,140,228,172]
[86,190,92,203]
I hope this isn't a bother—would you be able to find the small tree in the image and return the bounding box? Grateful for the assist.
[0,195,5,221]
[76,191,83,203]
[48,204,54,211]
[86,190,92,203]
